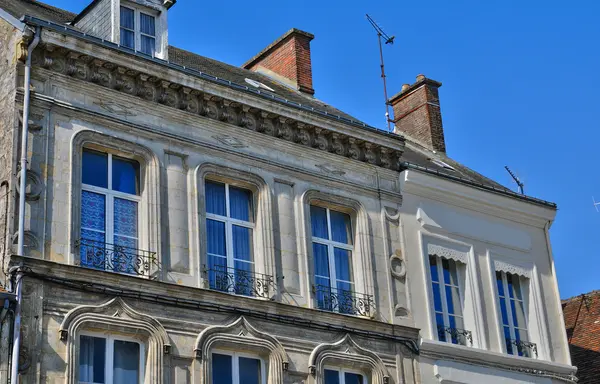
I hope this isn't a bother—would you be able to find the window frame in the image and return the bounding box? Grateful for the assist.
[205,180,256,275]
[119,4,157,56]
[496,270,530,356]
[323,366,367,384]
[428,254,467,345]
[310,205,355,294]
[78,330,145,384]
[210,349,267,384]
[81,149,142,250]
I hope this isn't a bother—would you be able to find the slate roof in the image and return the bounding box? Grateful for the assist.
[0,0,556,208]
[562,291,600,383]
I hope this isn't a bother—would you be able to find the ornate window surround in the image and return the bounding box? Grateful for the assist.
[307,334,390,384]
[195,163,275,292]
[68,129,161,268]
[58,297,171,384]
[193,316,288,384]
[420,234,483,348]
[300,190,375,315]
[488,252,549,360]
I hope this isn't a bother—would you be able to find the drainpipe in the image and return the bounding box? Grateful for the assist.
[12,25,41,384]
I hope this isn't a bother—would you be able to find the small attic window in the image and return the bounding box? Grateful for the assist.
[245,78,275,92]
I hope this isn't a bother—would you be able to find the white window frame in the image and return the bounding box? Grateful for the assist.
[323,366,366,384]
[428,255,467,345]
[205,181,256,273]
[119,5,157,55]
[81,150,141,249]
[311,206,354,292]
[496,271,530,356]
[78,331,145,384]
[211,349,266,384]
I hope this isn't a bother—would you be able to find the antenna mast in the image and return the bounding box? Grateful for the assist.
[366,14,395,132]
[505,166,524,195]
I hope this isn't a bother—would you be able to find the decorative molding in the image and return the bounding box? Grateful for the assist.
[16,170,43,201]
[94,100,137,116]
[59,297,171,384]
[308,334,390,384]
[494,260,532,278]
[34,44,404,170]
[212,134,247,149]
[194,316,288,384]
[315,163,346,176]
[427,243,468,264]
[389,249,406,279]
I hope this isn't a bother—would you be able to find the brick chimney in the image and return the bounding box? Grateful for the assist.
[243,29,315,95]
[389,74,446,153]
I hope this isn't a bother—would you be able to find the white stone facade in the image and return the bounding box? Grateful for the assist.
[0,5,577,384]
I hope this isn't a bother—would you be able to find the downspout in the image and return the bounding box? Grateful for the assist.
[12,25,41,384]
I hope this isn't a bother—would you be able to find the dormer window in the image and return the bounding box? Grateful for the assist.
[120,6,156,56]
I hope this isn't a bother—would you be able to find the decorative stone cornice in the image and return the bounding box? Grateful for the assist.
[32,44,404,170]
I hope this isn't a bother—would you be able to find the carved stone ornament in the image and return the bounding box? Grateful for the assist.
[494,260,532,278]
[38,43,405,170]
[427,243,468,264]
[16,169,43,201]
[213,135,247,149]
[308,334,390,383]
[315,163,346,176]
[94,100,137,117]
[390,249,406,279]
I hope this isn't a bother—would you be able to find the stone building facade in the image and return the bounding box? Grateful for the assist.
[0,1,577,383]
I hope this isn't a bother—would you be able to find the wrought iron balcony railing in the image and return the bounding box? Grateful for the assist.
[312,284,373,317]
[76,238,160,279]
[437,325,473,346]
[203,265,275,299]
[506,338,538,358]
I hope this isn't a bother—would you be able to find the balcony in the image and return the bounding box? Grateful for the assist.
[313,285,373,317]
[506,338,538,358]
[437,325,473,346]
[203,265,275,299]
[76,238,160,279]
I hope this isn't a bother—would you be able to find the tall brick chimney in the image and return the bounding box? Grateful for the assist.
[389,74,446,153]
[243,29,315,95]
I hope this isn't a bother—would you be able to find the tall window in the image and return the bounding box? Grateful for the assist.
[211,352,264,384]
[324,368,364,384]
[429,255,469,345]
[496,271,533,357]
[311,205,354,313]
[80,149,140,273]
[205,181,255,296]
[79,333,143,384]
[120,6,156,56]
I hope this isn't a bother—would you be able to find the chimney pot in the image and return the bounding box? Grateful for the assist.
[242,29,315,95]
[389,75,446,153]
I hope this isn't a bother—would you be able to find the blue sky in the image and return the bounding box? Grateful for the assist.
[51,0,598,299]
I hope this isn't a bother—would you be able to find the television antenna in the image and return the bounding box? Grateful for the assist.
[505,166,524,195]
[366,14,395,132]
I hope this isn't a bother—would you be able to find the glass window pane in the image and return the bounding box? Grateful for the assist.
[207,219,226,256]
[82,150,108,188]
[313,242,330,278]
[499,297,509,325]
[120,29,135,49]
[208,254,228,292]
[504,326,513,354]
[506,273,515,299]
[324,369,339,384]
[232,225,253,262]
[206,181,226,216]
[510,274,523,300]
[229,186,253,222]
[446,286,462,316]
[238,357,261,384]
[79,336,106,383]
[436,312,446,342]
[333,248,352,282]
[330,210,352,244]
[114,198,138,239]
[447,259,459,286]
[212,354,232,384]
[112,156,140,195]
[113,340,139,384]
[496,271,505,297]
[511,299,527,329]
[310,205,328,239]
[140,36,155,56]
[81,191,106,232]
[432,282,442,312]
[120,6,134,29]
[344,372,363,384]
[429,256,438,282]
[140,13,155,36]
